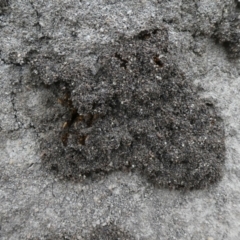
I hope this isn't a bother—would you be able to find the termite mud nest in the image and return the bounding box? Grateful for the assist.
[30,27,225,189]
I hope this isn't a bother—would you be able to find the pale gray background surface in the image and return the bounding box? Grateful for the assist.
[0,0,240,239]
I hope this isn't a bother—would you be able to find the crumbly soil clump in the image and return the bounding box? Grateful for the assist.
[29,27,225,189]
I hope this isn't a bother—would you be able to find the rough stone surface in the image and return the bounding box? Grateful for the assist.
[215,0,240,58]
[1,0,240,239]
[27,224,135,240]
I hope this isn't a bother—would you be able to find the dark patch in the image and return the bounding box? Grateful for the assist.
[115,52,128,69]
[78,134,87,145]
[215,4,240,58]
[236,0,240,9]
[0,0,8,8]
[27,234,77,240]
[8,52,23,66]
[136,30,151,40]
[153,55,164,67]
[58,92,81,146]
[50,164,58,172]
[26,224,134,240]
[0,0,9,15]
[29,27,225,190]
[205,102,214,107]
[39,35,52,44]
[61,132,69,147]
[136,29,159,41]
[88,224,135,240]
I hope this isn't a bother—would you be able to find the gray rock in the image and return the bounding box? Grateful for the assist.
[0,0,240,239]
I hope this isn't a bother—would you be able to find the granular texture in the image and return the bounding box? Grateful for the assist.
[28,234,77,240]
[0,0,9,14]
[30,27,225,189]
[27,224,134,240]
[216,1,240,58]
[88,224,135,240]
[0,0,8,8]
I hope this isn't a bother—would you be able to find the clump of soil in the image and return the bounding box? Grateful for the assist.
[29,27,225,189]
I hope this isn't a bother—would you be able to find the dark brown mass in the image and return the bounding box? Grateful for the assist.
[30,27,225,189]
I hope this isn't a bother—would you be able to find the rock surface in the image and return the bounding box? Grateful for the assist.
[0,0,240,239]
